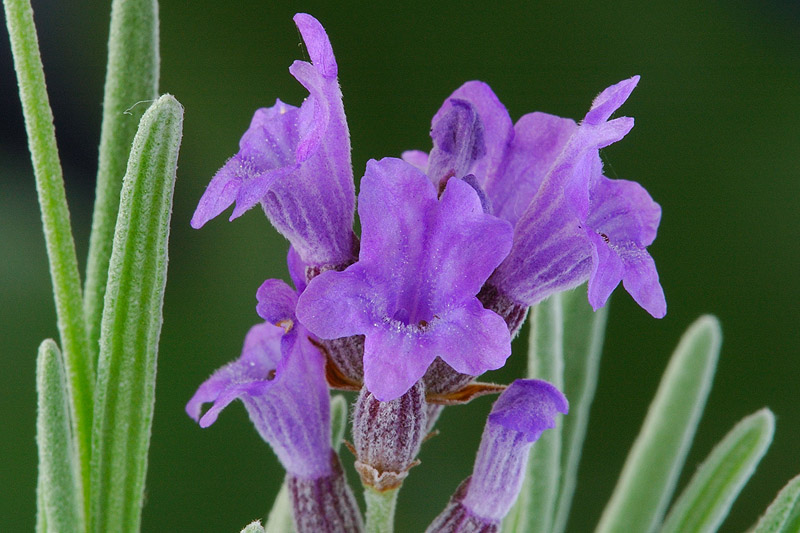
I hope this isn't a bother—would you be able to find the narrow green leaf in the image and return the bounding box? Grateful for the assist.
[36,339,85,533]
[265,482,294,533]
[596,315,722,533]
[89,95,183,533]
[661,409,775,533]
[552,288,609,533]
[84,0,159,367]
[504,294,565,533]
[660,409,774,533]
[4,0,93,500]
[754,473,800,533]
[331,394,348,453]
[36,467,46,533]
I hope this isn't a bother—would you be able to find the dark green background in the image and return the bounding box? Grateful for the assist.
[2,1,798,531]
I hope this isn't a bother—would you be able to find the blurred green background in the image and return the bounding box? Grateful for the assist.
[2,0,798,531]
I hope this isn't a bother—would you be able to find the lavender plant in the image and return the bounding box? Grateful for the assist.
[5,2,798,532]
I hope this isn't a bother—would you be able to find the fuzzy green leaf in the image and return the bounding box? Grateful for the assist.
[596,315,722,533]
[4,0,93,499]
[241,521,266,533]
[84,0,160,369]
[504,293,565,533]
[552,288,608,533]
[89,95,183,533]
[36,339,85,533]
[265,482,294,533]
[660,409,774,533]
[331,394,348,453]
[754,473,800,533]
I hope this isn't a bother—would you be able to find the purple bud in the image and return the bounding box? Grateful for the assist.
[428,380,568,531]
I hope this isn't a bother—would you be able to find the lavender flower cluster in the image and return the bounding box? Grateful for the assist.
[186,13,665,532]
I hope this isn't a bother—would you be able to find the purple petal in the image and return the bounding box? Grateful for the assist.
[256,279,299,325]
[190,157,245,229]
[485,112,577,226]
[362,328,439,402]
[261,52,355,266]
[487,379,569,441]
[286,246,308,293]
[293,13,338,78]
[424,298,511,377]
[427,99,486,187]
[185,322,285,425]
[621,250,666,318]
[401,149,429,172]
[583,75,639,125]
[357,158,512,315]
[191,101,301,228]
[587,176,661,247]
[186,321,333,479]
[296,266,374,340]
[584,176,666,317]
[433,81,514,187]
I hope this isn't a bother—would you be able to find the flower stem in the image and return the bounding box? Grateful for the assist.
[364,486,398,533]
[3,0,93,504]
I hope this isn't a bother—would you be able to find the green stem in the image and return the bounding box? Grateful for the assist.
[84,0,159,367]
[3,0,93,504]
[364,487,399,533]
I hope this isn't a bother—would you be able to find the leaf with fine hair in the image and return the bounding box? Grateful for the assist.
[89,94,183,533]
[36,339,85,533]
[4,0,93,499]
[241,521,266,533]
[552,287,608,533]
[504,293,564,533]
[660,408,774,533]
[754,473,800,533]
[596,315,721,533]
[85,0,160,368]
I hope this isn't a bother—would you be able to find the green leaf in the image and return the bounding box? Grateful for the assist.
[331,394,348,453]
[89,94,183,533]
[754,473,800,533]
[264,482,294,533]
[504,293,565,533]
[241,521,266,533]
[552,288,608,533]
[660,409,774,533]
[596,315,722,533]
[36,339,85,533]
[4,0,94,499]
[84,0,160,369]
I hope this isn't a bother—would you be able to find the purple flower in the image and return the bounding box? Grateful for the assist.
[295,157,514,401]
[427,380,569,532]
[406,77,666,320]
[191,14,356,271]
[186,280,331,479]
